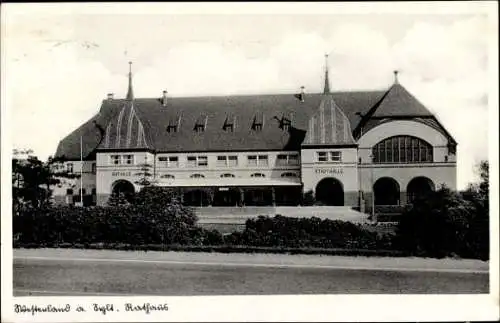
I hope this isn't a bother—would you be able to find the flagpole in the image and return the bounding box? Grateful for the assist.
[80,133,83,206]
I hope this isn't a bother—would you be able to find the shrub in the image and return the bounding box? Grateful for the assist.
[394,186,480,259]
[228,215,391,250]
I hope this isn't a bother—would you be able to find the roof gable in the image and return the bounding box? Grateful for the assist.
[372,83,433,117]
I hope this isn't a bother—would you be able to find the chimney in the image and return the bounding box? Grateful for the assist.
[161,90,168,107]
[107,93,114,100]
[294,86,305,103]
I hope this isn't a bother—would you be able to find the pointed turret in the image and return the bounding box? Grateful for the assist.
[126,61,134,100]
[323,54,330,94]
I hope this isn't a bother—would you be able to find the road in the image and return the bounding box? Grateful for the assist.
[13,249,489,296]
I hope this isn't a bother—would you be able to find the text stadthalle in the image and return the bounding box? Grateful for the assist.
[314,168,344,174]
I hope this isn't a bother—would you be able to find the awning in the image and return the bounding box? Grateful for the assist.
[156,177,302,188]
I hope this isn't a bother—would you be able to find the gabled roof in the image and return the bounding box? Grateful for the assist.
[372,83,433,117]
[53,90,397,160]
[303,94,355,146]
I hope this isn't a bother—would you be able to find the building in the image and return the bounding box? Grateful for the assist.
[52,59,457,210]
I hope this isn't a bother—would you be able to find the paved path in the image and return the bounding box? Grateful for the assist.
[13,248,489,296]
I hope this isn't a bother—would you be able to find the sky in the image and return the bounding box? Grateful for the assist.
[2,2,497,189]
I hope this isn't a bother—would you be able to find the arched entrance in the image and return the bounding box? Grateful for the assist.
[407,176,435,203]
[373,177,400,205]
[110,180,135,202]
[315,178,344,206]
[183,189,211,207]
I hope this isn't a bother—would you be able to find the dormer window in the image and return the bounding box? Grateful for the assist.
[223,115,236,132]
[252,112,264,131]
[194,124,205,132]
[194,115,208,133]
[167,115,181,133]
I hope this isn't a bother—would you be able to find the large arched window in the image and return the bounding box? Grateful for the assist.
[372,136,433,163]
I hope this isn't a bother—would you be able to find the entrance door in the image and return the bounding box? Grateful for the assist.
[407,177,435,203]
[373,177,400,205]
[315,178,344,206]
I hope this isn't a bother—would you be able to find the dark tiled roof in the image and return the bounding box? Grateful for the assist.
[372,83,433,117]
[54,86,442,160]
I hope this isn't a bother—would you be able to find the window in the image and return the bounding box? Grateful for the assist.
[281,172,298,178]
[220,173,235,178]
[317,151,341,162]
[194,124,205,132]
[223,115,235,132]
[317,152,328,162]
[124,155,134,165]
[91,163,96,174]
[92,188,96,195]
[251,173,266,178]
[372,136,433,163]
[166,125,178,133]
[187,156,208,167]
[110,155,121,165]
[161,174,175,179]
[190,174,205,178]
[194,115,207,132]
[330,151,342,162]
[66,189,73,195]
[252,113,264,131]
[67,163,74,173]
[159,156,179,167]
[277,153,299,165]
[247,155,268,166]
[217,155,238,167]
[81,188,86,195]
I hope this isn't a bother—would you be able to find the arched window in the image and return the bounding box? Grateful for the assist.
[372,136,433,163]
[281,172,298,178]
[220,173,235,178]
[190,174,205,179]
[160,174,175,179]
[250,173,266,178]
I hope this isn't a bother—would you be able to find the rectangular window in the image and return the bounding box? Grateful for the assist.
[66,189,73,195]
[258,155,268,166]
[217,156,227,166]
[92,188,96,195]
[110,155,121,165]
[187,156,196,167]
[67,163,74,173]
[277,154,288,165]
[159,156,179,167]
[124,155,134,165]
[187,156,208,167]
[329,151,342,162]
[277,153,299,165]
[247,155,257,166]
[228,155,238,166]
[91,163,97,174]
[289,154,299,165]
[317,152,328,162]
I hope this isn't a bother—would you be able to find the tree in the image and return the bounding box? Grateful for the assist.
[461,160,489,260]
[12,152,79,212]
[134,156,156,189]
[395,185,476,258]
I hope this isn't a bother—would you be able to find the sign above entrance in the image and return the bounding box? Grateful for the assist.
[315,168,343,175]
[111,171,132,177]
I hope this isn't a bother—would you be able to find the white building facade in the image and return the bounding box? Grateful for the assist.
[52,64,457,210]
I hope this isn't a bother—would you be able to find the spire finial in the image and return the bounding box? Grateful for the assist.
[126,61,134,100]
[323,53,330,94]
[393,70,399,84]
